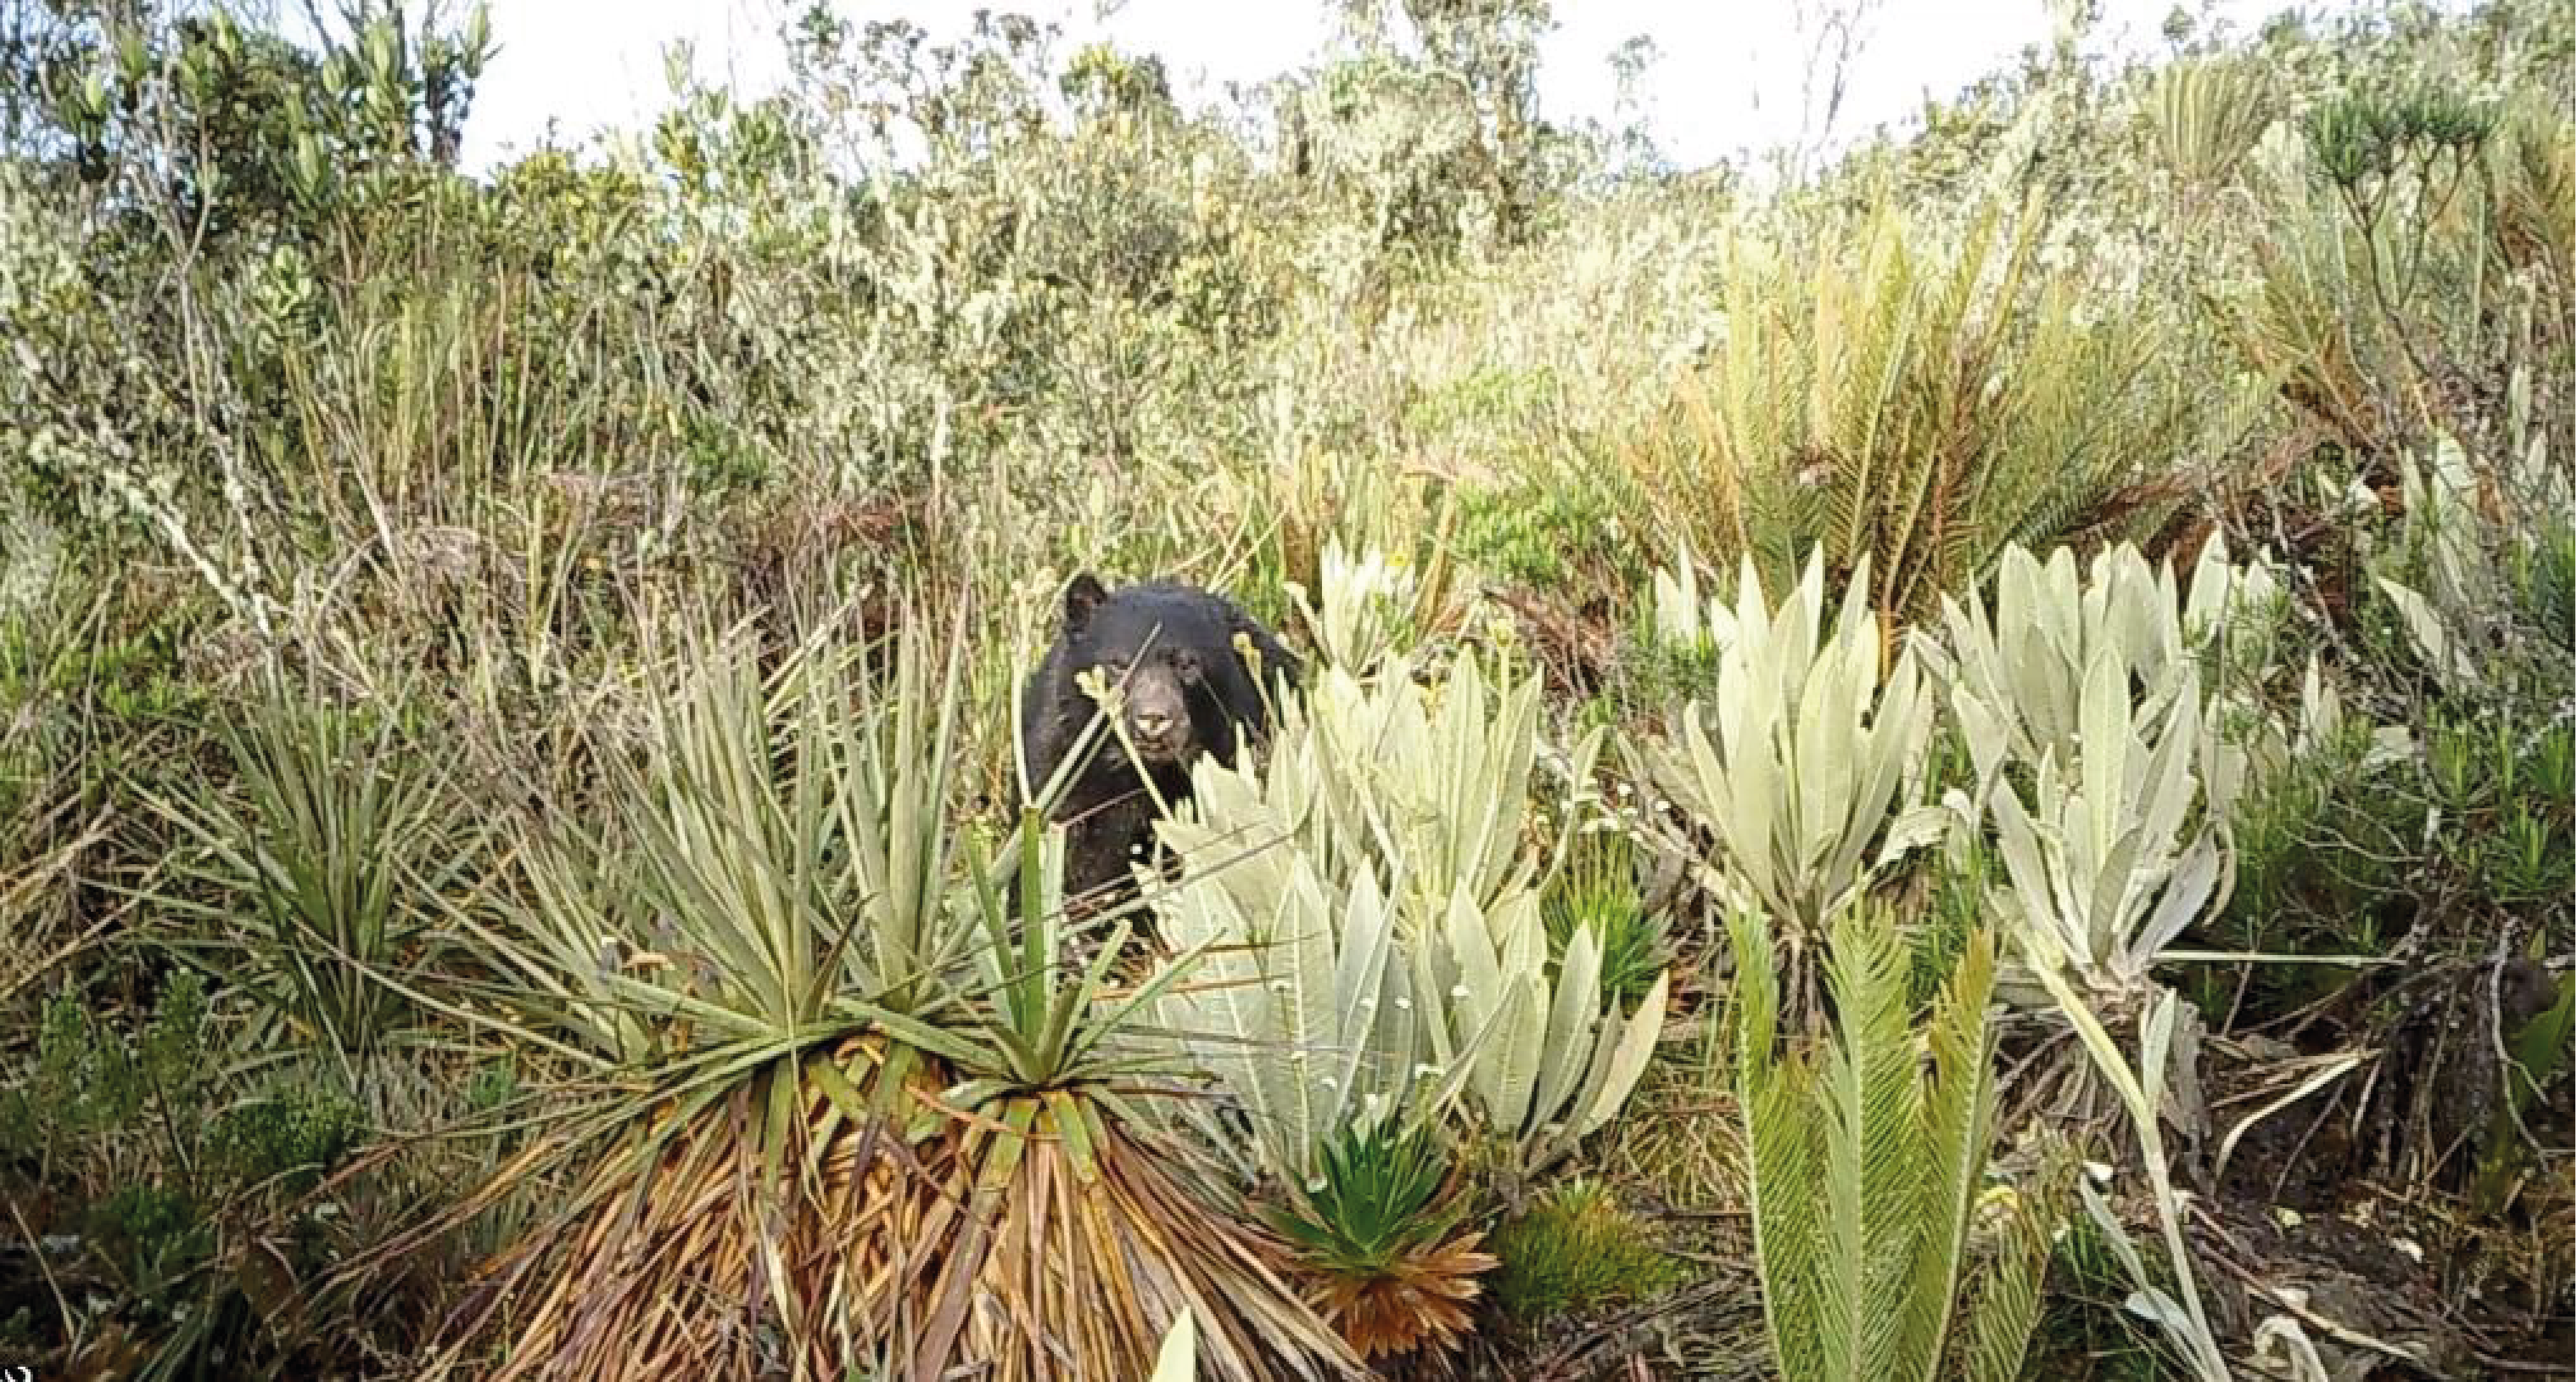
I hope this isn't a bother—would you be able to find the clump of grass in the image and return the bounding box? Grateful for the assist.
[1541,827,1673,1010]
[2023,1204,2185,1382]
[1486,1179,1681,1323]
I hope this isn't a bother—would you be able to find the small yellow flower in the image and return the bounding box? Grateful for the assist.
[1075,665,1122,712]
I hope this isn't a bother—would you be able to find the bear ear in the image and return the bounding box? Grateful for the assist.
[1064,573,1110,633]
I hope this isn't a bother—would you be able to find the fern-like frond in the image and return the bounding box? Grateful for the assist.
[1947,1131,2075,1382]
[1899,926,1999,1371]
[1818,900,1922,1378]
[1734,905,2040,1382]
[1664,194,2213,632]
[2148,55,2279,194]
[1730,908,1828,1381]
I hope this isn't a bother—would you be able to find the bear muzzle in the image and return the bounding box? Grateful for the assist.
[1124,707,1190,761]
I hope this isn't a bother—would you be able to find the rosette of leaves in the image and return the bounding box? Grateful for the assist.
[139,680,481,1070]
[1422,884,1669,1180]
[1917,544,2275,1371]
[1981,651,2238,1002]
[1635,547,1938,943]
[888,819,1359,1382]
[1659,200,2208,630]
[1151,848,1460,1186]
[1542,828,1672,1010]
[1282,536,1431,677]
[1150,852,1496,1365]
[1260,1117,1497,1362]
[1292,646,1575,923]
[1923,539,2269,816]
[2147,54,2279,195]
[414,615,1355,1381]
[1922,541,2259,1001]
[1157,647,1666,1184]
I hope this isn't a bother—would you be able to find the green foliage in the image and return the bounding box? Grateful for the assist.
[206,1084,367,1194]
[462,615,1006,1069]
[1250,1069,1498,1364]
[2225,72,2572,464]
[1730,905,2053,1382]
[1288,51,1514,257]
[139,684,476,1068]
[2218,441,2575,976]
[1262,1117,1471,1280]
[2302,84,2497,194]
[1635,547,1936,939]
[2028,1208,2181,1382]
[2370,439,2576,701]
[1541,830,1671,1010]
[1603,593,1726,728]
[0,969,372,1378]
[2026,976,2233,1382]
[1283,538,1435,678]
[429,616,1354,1379]
[3,971,212,1169]
[1453,469,1643,595]
[1909,820,1995,1009]
[2223,721,2417,966]
[0,585,210,870]
[15,5,492,233]
[1636,200,2215,627]
[1486,1179,1678,1322]
[1154,850,1452,1184]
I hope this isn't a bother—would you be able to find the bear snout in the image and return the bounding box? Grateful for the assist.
[1123,701,1192,761]
[1117,672,1193,761]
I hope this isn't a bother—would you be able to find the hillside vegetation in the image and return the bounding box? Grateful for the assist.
[1,1,2570,1378]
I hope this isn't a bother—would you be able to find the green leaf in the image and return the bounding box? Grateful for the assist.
[1567,970,1669,1142]
[1532,922,1607,1136]
[1736,905,2026,1382]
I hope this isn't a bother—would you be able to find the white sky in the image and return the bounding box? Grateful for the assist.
[458,0,2357,175]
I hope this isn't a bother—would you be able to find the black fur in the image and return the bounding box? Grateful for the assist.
[1020,574,1302,903]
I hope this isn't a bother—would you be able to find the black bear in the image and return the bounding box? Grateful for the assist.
[1020,573,1302,907]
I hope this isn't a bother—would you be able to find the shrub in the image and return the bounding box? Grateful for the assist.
[1486,1179,1678,1322]
[1629,200,2215,628]
[1633,546,1936,945]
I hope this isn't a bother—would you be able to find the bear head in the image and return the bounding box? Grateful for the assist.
[1053,572,1288,771]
